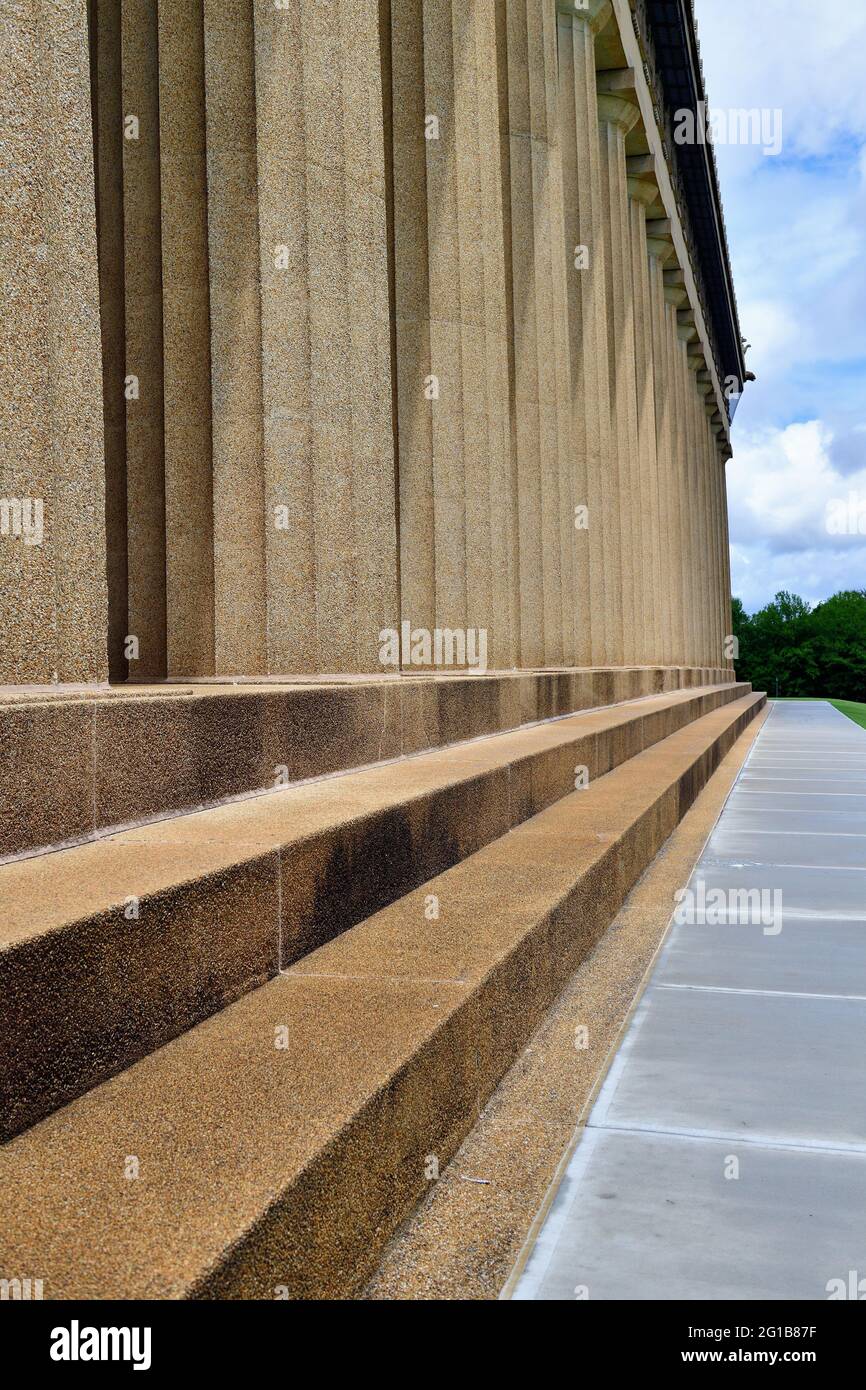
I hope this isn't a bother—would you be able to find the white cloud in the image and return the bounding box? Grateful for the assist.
[693,0,866,605]
[727,421,866,609]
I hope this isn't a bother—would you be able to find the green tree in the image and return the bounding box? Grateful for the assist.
[732,589,866,699]
[807,590,866,700]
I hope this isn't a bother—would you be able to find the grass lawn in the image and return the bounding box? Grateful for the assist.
[830,699,866,731]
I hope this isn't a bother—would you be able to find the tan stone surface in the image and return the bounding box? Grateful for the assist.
[122,0,167,678]
[597,73,642,667]
[390,0,518,671]
[0,681,749,1134]
[203,0,267,674]
[0,0,108,683]
[505,0,578,668]
[558,4,608,667]
[255,0,398,674]
[0,691,764,1298]
[93,0,128,681]
[0,664,728,859]
[157,0,215,676]
[0,0,753,1295]
[1,0,741,685]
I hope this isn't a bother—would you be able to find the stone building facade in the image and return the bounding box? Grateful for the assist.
[1,0,746,688]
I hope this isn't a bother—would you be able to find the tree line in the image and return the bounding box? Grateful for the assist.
[732,590,866,699]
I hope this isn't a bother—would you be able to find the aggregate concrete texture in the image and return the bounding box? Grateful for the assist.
[1,0,738,683]
[0,681,748,1136]
[0,0,108,683]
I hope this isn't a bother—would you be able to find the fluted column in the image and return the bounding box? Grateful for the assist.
[627,166,664,667]
[556,0,614,667]
[695,389,708,664]
[694,367,715,664]
[674,293,701,666]
[0,0,108,684]
[671,326,692,665]
[711,451,723,666]
[93,0,127,680]
[123,0,166,676]
[468,0,521,668]
[391,0,518,669]
[657,249,691,666]
[203,0,267,674]
[711,425,722,664]
[646,224,680,665]
[644,226,678,667]
[699,390,714,666]
[597,70,641,667]
[706,394,722,664]
[254,0,398,673]
[504,0,575,667]
[720,461,734,670]
[158,0,215,676]
[557,0,615,666]
[690,378,707,666]
[706,415,721,667]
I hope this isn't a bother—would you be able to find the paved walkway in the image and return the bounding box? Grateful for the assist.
[510,701,866,1301]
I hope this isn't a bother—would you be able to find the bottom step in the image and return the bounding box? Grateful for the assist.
[0,691,765,1299]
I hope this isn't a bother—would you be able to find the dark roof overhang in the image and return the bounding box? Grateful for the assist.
[645,0,747,418]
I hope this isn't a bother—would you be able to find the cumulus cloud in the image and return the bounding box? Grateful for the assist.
[727,421,866,609]
[693,0,866,607]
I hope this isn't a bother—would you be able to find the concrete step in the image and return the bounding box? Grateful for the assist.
[0,666,734,860]
[0,681,749,1139]
[0,691,765,1298]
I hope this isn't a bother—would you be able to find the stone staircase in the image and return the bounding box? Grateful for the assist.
[0,673,764,1298]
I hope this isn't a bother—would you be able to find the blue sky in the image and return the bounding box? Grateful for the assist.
[693,0,866,612]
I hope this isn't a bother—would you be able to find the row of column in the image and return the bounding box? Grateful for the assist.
[94,0,399,678]
[1,0,735,683]
[555,0,732,671]
[391,0,731,674]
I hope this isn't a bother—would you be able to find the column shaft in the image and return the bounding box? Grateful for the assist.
[0,0,108,683]
[391,0,518,669]
[505,0,575,667]
[558,5,614,667]
[659,295,685,663]
[647,255,674,666]
[122,0,166,676]
[158,0,215,676]
[596,87,641,667]
[720,462,734,670]
[628,192,663,665]
[93,0,128,680]
[203,0,267,674]
[254,0,398,673]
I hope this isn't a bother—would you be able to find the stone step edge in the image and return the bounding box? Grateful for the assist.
[0,682,751,1140]
[1,666,735,861]
[0,692,766,1299]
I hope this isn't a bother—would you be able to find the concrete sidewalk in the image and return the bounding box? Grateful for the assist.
[508,700,866,1301]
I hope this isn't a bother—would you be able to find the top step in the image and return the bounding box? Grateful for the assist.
[0,666,733,860]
